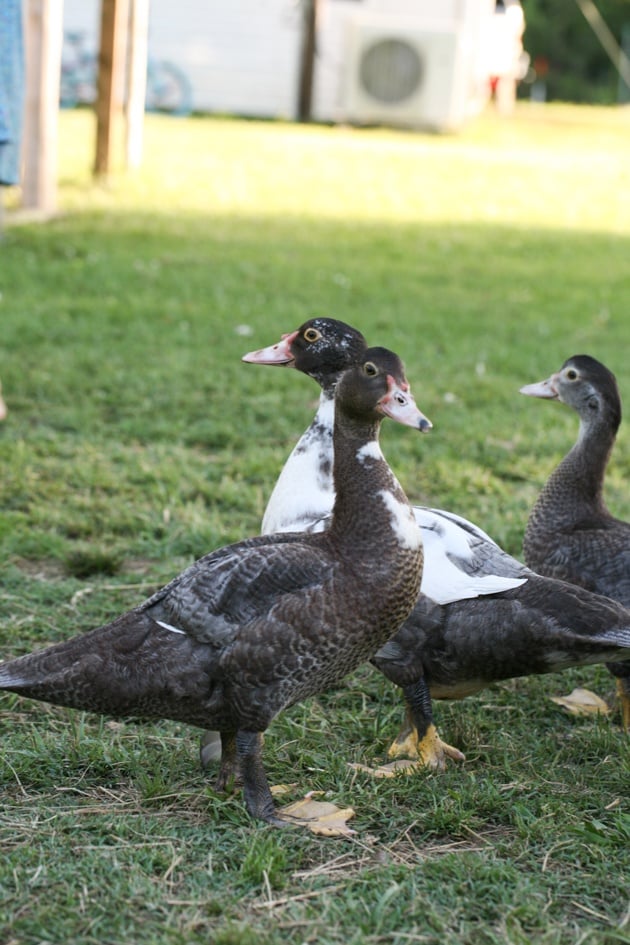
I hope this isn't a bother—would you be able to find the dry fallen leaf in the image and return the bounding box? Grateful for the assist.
[270,783,298,796]
[550,687,611,717]
[348,759,424,779]
[277,792,356,836]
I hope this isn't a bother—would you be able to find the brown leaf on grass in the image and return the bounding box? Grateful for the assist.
[277,792,356,837]
[550,687,611,717]
[348,759,424,779]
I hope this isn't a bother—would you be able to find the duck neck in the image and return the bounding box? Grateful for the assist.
[328,413,420,557]
[261,388,335,535]
[533,413,616,527]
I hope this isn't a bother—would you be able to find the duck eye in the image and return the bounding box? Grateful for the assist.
[364,361,378,377]
[303,328,321,343]
[566,369,578,381]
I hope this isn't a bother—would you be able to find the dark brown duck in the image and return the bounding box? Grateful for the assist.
[0,348,429,826]
[521,354,630,725]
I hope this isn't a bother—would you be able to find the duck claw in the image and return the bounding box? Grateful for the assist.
[387,722,465,770]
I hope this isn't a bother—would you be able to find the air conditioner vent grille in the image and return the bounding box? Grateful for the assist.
[359,38,424,104]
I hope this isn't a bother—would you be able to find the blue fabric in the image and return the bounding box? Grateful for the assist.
[0,0,25,185]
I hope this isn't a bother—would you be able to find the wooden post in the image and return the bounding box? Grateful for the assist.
[22,0,63,212]
[94,0,130,177]
[297,0,319,121]
[125,0,149,169]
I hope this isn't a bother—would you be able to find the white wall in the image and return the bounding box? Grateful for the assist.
[62,0,303,118]
[62,0,502,127]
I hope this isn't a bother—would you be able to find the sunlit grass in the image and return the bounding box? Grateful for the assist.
[55,103,630,232]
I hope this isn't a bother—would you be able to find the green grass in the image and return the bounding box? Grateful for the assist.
[1,103,629,944]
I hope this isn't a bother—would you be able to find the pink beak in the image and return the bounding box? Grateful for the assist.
[378,375,432,432]
[519,373,560,400]
[242,330,299,366]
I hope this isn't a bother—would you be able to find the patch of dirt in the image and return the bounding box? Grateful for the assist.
[122,557,160,576]
[12,558,67,581]
[12,556,159,581]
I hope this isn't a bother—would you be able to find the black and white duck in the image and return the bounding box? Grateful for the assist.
[0,348,429,826]
[521,354,630,726]
[229,320,630,767]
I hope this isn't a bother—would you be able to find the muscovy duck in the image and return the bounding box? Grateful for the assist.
[0,349,429,826]
[219,320,630,767]
[521,354,630,727]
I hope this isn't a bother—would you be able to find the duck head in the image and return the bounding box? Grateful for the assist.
[520,355,621,430]
[242,318,368,389]
[336,347,432,432]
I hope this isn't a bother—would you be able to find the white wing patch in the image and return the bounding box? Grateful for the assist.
[415,508,527,605]
[420,506,498,546]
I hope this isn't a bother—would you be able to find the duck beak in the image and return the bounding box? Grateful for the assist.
[242,330,299,366]
[378,376,432,432]
[519,373,559,400]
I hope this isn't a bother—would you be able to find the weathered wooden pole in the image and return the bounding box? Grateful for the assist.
[94,0,130,177]
[22,0,63,212]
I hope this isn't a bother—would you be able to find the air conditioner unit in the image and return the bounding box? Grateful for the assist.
[344,19,469,132]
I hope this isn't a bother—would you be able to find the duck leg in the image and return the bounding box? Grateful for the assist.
[371,642,465,769]
[214,731,242,792]
[388,678,465,770]
[236,730,290,827]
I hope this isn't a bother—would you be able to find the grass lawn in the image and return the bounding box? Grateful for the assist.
[1,102,629,944]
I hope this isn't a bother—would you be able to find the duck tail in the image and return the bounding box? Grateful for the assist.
[0,611,207,719]
[0,613,146,710]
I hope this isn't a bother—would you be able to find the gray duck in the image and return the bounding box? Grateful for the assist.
[0,348,429,826]
[217,320,630,767]
[521,354,630,727]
